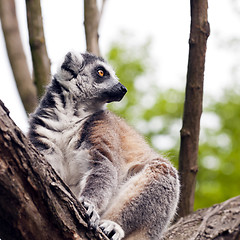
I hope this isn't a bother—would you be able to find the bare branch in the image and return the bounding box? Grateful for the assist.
[177,0,210,218]
[84,0,101,56]
[25,0,51,98]
[0,0,38,113]
[100,0,107,19]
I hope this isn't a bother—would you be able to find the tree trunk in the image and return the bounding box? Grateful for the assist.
[162,195,240,240]
[25,0,51,98]
[178,0,210,218]
[84,0,101,56]
[0,100,108,240]
[0,0,38,113]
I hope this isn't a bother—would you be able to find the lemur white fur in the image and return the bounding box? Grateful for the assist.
[28,52,180,240]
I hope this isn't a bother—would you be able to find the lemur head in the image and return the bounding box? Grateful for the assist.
[55,52,127,108]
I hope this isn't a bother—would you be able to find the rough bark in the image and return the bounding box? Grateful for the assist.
[25,0,51,98]
[0,100,108,240]
[0,0,38,113]
[84,0,101,56]
[178,0,210,218]
[162,195,240,240]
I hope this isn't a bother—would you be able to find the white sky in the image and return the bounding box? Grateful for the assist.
[0,0,240,133]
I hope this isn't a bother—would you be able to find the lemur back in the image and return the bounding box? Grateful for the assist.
[28,52,180,240]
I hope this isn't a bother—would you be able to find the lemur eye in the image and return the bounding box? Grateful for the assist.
[97,69,105,77]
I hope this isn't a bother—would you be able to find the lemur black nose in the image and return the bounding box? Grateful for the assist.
[120,84,127,94]
[105,82,127,103]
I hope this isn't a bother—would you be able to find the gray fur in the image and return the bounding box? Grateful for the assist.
[28,52,180,240]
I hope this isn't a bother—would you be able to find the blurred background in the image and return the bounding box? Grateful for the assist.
[0,0,240,210]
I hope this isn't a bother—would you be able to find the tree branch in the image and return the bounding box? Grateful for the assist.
[178,0,210,218]
[0,100,108,240]
[163,195,240,239]
[25,0,51,98]
[0,0,38,113]
[100,0,107,20]
[84,0,101,56]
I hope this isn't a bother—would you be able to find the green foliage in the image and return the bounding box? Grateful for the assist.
[105,39,184,167]
[106,39,150,121]
[105,39,240,211]
[195,88,240,209]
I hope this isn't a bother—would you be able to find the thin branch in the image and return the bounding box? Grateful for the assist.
[177,0,210,218]
[100,0,107,19]
[84,0,101,56]
[0,0,38,113]
[25,0,51,98]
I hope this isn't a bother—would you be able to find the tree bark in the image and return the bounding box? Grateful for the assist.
[84,0,101,56]
[0,0,38,113]
[0,100,108,240]
[162,195,240,240]
[25,0,51,98]
[178,0,210,218]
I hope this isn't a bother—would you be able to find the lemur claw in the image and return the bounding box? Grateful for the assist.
[100,220,125,240]
[80,197,100,230]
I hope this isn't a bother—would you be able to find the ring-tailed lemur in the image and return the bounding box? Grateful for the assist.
[28,52,180,240]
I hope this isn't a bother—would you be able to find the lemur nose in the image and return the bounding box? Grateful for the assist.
[120,84,127,94]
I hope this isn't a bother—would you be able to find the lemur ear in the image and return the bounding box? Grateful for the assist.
[60,52,84,79]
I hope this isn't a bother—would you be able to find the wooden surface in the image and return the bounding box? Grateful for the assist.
[0,100,108,240]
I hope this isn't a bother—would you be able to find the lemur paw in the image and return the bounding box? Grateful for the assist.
[79,197,100,230]
[100,220,125,240]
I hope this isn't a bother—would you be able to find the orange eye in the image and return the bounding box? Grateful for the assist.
[98,69,104,77]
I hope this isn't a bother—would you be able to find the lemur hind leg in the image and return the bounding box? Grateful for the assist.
[101,158,180,240]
